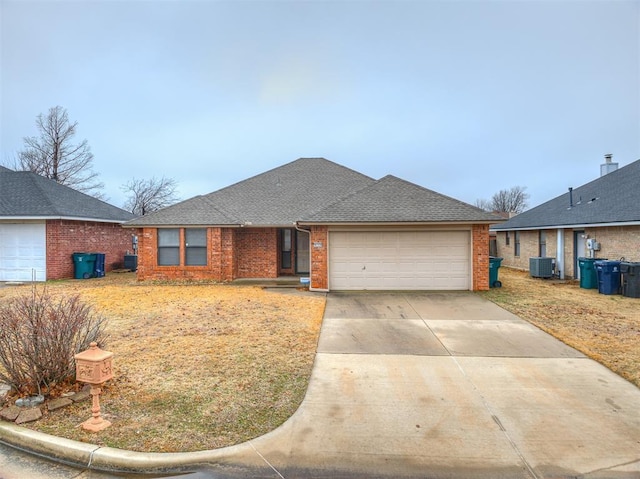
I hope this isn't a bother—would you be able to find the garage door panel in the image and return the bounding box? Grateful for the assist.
[330,231,470,290]
[0,224,46,282]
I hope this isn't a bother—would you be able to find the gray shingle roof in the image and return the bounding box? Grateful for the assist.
[126,158,375,227]
[0,169,135,222]
[493,159,640,230]
[301,175,502,223]
[125,157,502,227]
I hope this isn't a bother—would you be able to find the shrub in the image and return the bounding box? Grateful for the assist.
[0,286,108,396]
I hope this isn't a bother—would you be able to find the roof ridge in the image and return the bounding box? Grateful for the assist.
[379,174,490,212]
[198,195,241,224]
[28,171,132,216]
[300,174,376,219]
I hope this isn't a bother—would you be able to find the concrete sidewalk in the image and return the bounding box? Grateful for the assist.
[1,292,639,478]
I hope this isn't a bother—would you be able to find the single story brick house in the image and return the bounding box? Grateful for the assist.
[491,157,640,279]
[124,158,502,291]
[0,166,135,281]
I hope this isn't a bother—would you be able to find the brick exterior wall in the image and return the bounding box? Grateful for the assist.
[472,224,490,291]
[310,225,328,291]
[46,220,134,280]
[136,224,492,291]
[136,227,279,281]
[585,226,640,262]
[137,227,237,281]
[235,228,278,278]
[495,225,640,279]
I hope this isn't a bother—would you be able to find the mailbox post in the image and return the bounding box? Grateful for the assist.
[74,342,114,432]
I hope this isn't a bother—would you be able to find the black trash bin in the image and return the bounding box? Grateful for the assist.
[594,260,621,295]
[94,253,106,278]
[620,262,640,298]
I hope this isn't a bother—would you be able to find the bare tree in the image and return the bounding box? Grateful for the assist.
[476,186,529,214]
[17,106,104,196]
[474,198,493,211]
[122,177,180,216]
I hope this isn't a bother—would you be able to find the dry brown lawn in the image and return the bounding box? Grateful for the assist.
[0,274,326,452]
[0,267,638,453]
[480,267,640,387]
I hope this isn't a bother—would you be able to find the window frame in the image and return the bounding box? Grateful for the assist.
[157,228,180,266]
[514,231,521,257]
[539,230,547,257]
[184,228,208,266]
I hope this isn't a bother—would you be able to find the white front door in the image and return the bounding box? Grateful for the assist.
[0,223,47,281]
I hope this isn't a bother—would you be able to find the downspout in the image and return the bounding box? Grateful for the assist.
[556,229,565,279]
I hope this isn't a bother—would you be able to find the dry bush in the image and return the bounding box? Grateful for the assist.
[0,285,108,395]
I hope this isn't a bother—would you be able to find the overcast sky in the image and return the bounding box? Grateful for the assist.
[1,0,639,211]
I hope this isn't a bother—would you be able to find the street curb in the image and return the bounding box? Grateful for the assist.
[0,422,98,466]
[0,422,260,474]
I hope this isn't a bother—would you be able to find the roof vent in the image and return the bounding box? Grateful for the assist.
[600,154,618,177]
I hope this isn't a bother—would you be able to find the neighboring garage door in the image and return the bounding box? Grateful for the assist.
[329,230,470,290]
[0,223,46,282]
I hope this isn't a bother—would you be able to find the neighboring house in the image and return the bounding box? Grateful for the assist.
[491,157,640,279]
[124,158,502,291]
[0,166,135,281]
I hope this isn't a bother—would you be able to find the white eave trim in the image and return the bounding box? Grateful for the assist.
[123,223,243,228]
[298,220,498,227]
[0,216,128,224]
[491,220,640,231]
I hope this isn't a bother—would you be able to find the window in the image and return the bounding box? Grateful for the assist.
[514,231,521,257]
[505,231,510,246]
[539,231,547,257]
[158,229,180,265]
[185,228,207,266]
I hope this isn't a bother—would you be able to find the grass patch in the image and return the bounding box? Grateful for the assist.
[480,267,640,387]
[0,274,325,452]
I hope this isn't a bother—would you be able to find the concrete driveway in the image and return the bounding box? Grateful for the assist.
[241,292,640,478]
[1,292,639,478]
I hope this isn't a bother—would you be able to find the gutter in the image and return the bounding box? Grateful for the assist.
[491,220,640,232]
[0,216,130,224]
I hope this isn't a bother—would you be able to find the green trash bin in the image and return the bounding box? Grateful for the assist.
[72,253,97,279]
[577,257,599,289]
[489,257,503,288]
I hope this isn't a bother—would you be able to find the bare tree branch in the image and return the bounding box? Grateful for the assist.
[17,106,104,197]
[121,177,180,216]
[476,186,529,214]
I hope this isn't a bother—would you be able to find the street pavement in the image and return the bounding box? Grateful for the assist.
[1,291,639,478]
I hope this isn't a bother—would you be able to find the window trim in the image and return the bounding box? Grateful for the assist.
[157,228,180,266]
[539,230,547,257]
[185,228,208,266]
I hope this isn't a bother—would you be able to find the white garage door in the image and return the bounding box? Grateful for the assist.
[0,224,46,282]
[329,231,470,290]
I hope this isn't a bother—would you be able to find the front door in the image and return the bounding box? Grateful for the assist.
[278,229,310,276]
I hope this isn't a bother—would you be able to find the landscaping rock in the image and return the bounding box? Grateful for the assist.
[15,408,42,424]
[70,390,90,402]
[15,394,45,408]
[0,406,21,422]
[48,397,73,411]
